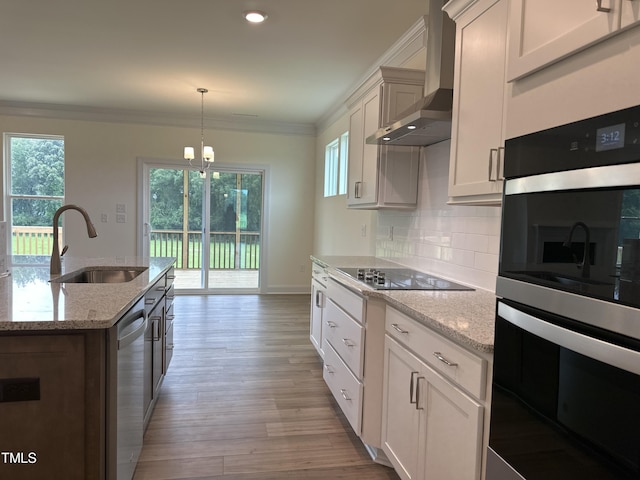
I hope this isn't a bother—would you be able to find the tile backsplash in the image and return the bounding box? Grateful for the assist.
[376,140,501,292]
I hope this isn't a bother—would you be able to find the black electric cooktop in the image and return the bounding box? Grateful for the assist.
[336,267,474,291]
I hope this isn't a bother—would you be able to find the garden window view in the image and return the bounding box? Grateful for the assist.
[148,168,263,290]
[7,135,64,256]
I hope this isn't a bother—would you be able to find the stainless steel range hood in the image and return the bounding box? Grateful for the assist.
[367,0,455,147]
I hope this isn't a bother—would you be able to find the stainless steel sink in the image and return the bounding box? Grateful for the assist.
[50,266,148,283]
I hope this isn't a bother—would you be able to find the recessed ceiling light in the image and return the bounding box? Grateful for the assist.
[244,10,268,23]
[407,125,417,130]
[383,137,391,141]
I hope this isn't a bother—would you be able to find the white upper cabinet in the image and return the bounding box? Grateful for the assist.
[621,0,640,27]
[346,67,424,210]
[445,0,509,205]
[507,0,640,81]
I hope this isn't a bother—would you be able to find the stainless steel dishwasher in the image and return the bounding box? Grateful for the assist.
[107,298,147,480]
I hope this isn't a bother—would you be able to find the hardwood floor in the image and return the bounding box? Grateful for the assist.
[133,294,399,480]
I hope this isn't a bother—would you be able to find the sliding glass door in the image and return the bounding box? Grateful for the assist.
[142,163,263,292]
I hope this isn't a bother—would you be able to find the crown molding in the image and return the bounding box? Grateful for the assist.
[0,101,317,137]
[316,16,427,133]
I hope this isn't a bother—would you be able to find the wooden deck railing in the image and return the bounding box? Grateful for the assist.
[11,226,259,270]
[149,230,260,270]
[12,226,61,255]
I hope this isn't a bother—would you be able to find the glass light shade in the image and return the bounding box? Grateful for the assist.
[203,146,214,162]
[184,146,195,160]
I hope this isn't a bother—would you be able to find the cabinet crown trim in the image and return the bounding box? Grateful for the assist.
[345,66,426,108]
[443,0,483,20]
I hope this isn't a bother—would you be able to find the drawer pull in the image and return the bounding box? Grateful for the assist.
[409,371,419,404]
[167,275,176,280]
[324,364,334,374]
[340,388,352,401]
[325,321,337,329]
[144,298,156,305]
[342,338,356,348]
[433,352,458,367]
[392,323,409,334]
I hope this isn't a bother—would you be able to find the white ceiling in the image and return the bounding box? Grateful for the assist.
[0,0,428,131]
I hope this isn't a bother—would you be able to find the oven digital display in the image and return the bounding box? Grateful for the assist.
[596,123,626,152]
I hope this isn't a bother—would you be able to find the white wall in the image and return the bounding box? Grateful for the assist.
[313,112,377,256]
[0,114,315,293]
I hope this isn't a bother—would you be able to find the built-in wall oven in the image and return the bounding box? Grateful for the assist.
[488,105,640,479]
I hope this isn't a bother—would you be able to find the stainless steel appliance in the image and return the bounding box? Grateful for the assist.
[489,105,640,479]
[108,298,147,480]
[337,267,473,291]
[367,0,456,147]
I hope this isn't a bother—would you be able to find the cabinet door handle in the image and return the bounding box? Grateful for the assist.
[391,323,409,334]
[324,364,334,374]
[340,388,352,401]
[355,181,362,198]
[488,148,498,181]
[151,317,162,341]
[596,0,611,12]
[342,338,356,348]
[315,290,323,308]
[409,371,419,404]
[433,351,458,367]
[325,320,337,329]
[415,376,425,410]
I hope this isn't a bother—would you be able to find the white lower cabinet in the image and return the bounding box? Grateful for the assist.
[323,339,364,434]
[320,278,387,460]
[382,307,485,480]
[310,262,328,357]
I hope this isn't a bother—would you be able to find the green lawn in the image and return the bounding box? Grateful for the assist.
[13,234,259,270]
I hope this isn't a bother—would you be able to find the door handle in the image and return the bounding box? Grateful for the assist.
[409,371,419,404]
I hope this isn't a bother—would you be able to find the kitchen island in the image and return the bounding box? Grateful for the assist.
[0,255,175,480]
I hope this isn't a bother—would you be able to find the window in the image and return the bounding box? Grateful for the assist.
[323,131,349,197]
[5,134,65,255]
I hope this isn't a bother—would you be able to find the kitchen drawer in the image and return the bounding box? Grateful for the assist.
[324,298,365,378]
[323,339,363,435]
[385,306,487,399]
[164,303,174,371]
[165,283,175,311]
[165,267,175,289]
[327,278,365,323]
[144,277,165,313]
[312,262,329,286]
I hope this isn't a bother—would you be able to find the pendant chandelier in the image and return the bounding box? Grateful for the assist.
[184,87,214,175]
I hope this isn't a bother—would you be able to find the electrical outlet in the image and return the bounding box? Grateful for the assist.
[361,224,367,237]
[116,214,126,224]
[116,203,126,214]
[101,213,108,223]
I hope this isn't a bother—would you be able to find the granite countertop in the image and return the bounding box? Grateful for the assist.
[311,255,496,353]
[0,256,175,331]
